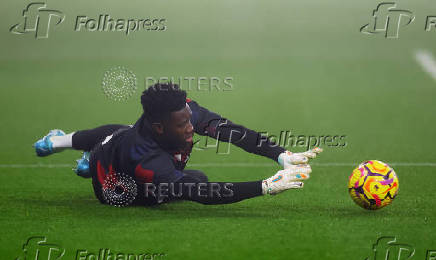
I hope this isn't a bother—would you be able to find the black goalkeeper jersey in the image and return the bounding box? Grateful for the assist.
[89,99,285,204]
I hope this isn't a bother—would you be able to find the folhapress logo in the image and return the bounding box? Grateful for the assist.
[360,2,414,38]
[10,2,167,39]
[10,2,65,39]
[16,236,65,260]
[365,236,415,260]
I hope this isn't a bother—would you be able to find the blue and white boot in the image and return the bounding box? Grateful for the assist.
[73,151,91,178]
[34,129,66,157]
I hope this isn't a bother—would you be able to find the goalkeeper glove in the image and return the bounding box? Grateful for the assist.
[278,147,323,168]
[262,164,312,195]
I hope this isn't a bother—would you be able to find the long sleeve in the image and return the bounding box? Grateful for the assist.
[188,99,285,161]
[143,175,263,205]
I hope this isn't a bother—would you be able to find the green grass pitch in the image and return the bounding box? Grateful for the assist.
[1,0,435,259]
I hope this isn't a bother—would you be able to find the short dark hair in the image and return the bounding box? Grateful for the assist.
[141,83,187,122]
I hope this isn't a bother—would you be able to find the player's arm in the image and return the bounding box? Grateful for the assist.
[142,165,312,205]
[164,165,310,205]
[188,99,284,160]
[136,152,312,205]
[188,99,322,164]
[135,153,260,205]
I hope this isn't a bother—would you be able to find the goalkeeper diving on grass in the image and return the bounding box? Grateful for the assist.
[33,83,322,206]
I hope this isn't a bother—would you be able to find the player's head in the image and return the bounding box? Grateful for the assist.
[141,83,193,148]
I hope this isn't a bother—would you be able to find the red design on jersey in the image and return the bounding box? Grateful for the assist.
[135,164,154,183]
[96,160,116,188]
[96,160,106,185]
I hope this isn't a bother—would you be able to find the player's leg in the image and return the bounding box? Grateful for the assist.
[71,125,130,177]
[34,124,129,156]
[71,124,130,151]
[34,124,130,178]
[33,129,69,157]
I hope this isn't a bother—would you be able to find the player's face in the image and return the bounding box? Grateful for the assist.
[163,104,194,148]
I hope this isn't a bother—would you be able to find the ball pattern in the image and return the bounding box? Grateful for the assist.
[348,160,399,210]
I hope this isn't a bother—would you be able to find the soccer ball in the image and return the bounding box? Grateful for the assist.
[348,160,399,210]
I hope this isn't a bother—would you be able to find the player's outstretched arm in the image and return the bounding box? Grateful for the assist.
[188,100,286,160]
[188,99,323,164]
[147,165,311,205]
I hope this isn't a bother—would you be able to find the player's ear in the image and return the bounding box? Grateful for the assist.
[151,123,164,135]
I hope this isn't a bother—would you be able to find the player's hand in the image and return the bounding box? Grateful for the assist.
[262,164,312,195]
[278,147,323,168]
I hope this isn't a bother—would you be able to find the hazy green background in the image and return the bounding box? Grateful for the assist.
[1,0,435,259]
